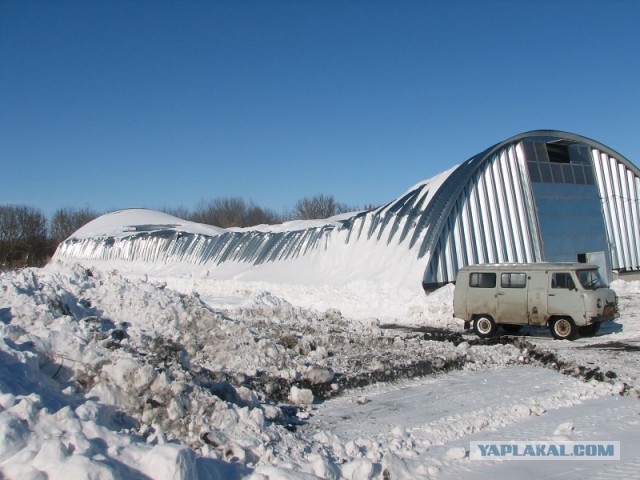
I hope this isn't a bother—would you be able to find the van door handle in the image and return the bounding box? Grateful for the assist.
[548,294,555,296]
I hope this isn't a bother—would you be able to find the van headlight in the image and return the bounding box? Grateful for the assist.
[597,299,602,309]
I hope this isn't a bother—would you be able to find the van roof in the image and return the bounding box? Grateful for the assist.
[458,262,599,272]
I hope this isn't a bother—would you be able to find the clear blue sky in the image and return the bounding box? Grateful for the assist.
[2,0,639,219]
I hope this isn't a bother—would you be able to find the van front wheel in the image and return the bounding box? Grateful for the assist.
[474,316,497,338]
[550,317,578,340]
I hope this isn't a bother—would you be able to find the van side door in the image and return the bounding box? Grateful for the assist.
[466,272,498,320]
[527,272,548,326]
[547,272,586,326]
[497,272,528,325]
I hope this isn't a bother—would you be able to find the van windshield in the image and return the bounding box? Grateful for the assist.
[576,269,608,290]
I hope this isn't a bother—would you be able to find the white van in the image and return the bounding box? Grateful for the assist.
[453,263,618,340]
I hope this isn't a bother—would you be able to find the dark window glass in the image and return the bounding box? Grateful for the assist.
[528,162,541,183]
[540,163,553,183]
[562,164,576,184]
[501,273,527,288]
[584,166,596,185]
[547,143,571,164]
[536,142,549,162]
[573,146,590,165]
[573,165,586,185]
[470,272,497,288]
[552,272,575,290]
[523,141,538,162]
[551,163,564,183]
[577,269,608,289]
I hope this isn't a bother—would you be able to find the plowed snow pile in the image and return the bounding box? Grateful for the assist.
[0,265,638,479]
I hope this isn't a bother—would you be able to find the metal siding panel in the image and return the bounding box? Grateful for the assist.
[492,150,512,262]
[477,163,497,263]
[460,188,475,265]
[592,149,616,265]
[452,201,466,268]
[618,163,633,267]
[598,151,623,268]
[444,216,456,280]
[516,142,543,262]
[436,225,448,285]
[505,147,524,261]
[508,147,531,262]
[612,160,631,267]
[607,155,625,267]
[435,237,445,284]
[633,175,640,267]
[486,155,500,259]
[440,211,452,278]
[627,170,640,267]
[471,174,489,263]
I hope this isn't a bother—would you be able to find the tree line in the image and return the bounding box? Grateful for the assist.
[0,206,98,270]
[0,194,373,270]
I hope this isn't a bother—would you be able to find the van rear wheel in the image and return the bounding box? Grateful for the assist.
[550,317,578,340]
[474,316,497,338]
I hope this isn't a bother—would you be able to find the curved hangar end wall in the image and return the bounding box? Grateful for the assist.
[421,130,640,290]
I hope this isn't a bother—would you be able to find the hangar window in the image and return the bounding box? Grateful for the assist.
[551,163,565,183]
[526,140,596,186]
[547,143,571,164]
[539,163,553,183]
[470,272,496,288]
[573,165,587,184]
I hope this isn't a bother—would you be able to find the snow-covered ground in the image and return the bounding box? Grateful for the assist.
[1,263,639,479]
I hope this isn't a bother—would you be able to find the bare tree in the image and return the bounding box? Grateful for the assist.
[293,194,353,220]
[160,205,191,221]
[50,207,100,245]
[362,203,381,212]
[0,205,48,268]
[188,197,282,228]
[191,198,244,227]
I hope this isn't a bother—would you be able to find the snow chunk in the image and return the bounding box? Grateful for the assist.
[139,444,197,480]
[511,404,531,418]
[554,422,574,437]
[444,446,467,461]
[303,366,335,384]
[613,381,626,394]
[289,386,314,405]
[342,458,375,480]
[0,411,29,461]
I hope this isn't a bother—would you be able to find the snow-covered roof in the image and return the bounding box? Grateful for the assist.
[53,164,458,289]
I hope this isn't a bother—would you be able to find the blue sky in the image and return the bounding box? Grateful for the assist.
[1,0,639,219]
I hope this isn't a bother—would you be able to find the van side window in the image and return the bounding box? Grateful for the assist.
[501,273,526,288]
[470,272,496,288]
[551,272,575,289]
